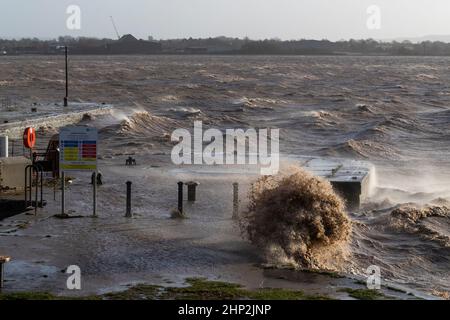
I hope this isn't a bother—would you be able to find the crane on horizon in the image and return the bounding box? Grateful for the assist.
[110,16,121,40]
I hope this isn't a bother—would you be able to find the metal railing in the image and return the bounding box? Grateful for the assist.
[24,164,44,215]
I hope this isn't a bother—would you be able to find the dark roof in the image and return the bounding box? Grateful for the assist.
[119,34,138,42]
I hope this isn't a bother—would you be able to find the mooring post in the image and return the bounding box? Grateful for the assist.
[233,182,239,219]
[61,171,65,215]
[177,181,184,214]
[125,181,132,218]
[186,181,199,202]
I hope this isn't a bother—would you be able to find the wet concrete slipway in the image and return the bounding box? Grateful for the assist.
[0,150,434,299]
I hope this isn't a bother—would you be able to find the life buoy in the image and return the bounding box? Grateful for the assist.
[23,127,36,149]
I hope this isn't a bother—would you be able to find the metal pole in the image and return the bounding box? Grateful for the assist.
[0,263,4,289]
[61,171,65,215]
[36,164,43,208]
[233,182,239,219]
[93,172,97,217]
[125,181,132,218]
[28,166,32,207]
[34,167,38,216]
[64,46,68,107]
[24,166,29,209]
[177,181,184,214]
[40,169,43,207]
[53,177,56,201]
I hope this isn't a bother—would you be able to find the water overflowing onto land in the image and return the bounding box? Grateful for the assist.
[1,55,449,297]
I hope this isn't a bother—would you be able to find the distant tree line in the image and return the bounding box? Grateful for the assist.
[1,36,450,56]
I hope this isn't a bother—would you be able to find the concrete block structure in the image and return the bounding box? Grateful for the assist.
[298,157,372,210]
[0,156,32,191]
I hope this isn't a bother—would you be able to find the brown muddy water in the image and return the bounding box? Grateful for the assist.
[0,55,449,298]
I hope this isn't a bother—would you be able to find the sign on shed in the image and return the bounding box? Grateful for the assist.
[59,126,98,172]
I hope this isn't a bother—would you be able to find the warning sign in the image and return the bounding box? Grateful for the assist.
[60,126,98,172]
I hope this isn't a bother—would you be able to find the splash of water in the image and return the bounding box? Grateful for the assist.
[239,166,352,270]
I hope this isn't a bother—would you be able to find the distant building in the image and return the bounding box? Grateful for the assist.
[106,34,162,54]
[67,34,162,55]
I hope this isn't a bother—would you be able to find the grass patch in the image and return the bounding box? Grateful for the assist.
[301,269,344,279]
[104,284,162,300]
[246,288,331,300]
[0,291,103,301]
[0,292,57,300]
[162,278,331,300]
[0,278,332,301]
[162,278,245,300]
[339,288,393,300]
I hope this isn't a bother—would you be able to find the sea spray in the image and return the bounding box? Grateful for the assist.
[239,166,352,270]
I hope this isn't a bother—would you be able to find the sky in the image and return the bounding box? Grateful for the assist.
[1,0,450,41]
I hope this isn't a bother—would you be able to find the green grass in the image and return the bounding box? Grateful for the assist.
[104,284,162,300]
[0,278,332,301]
[0,292,57,300]
[339,288,393,300]
[301,269,344,279]
[162,278,244,300]
[162,278,331,300]
[245,288,331,300]
[0,291,103,301]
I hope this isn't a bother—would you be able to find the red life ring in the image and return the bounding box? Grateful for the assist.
[23,127,36,149]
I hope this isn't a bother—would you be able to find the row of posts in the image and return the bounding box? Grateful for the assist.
[124,180,240,219]
[53,163,240,219]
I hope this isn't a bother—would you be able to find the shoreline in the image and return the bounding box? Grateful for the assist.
[0,157,439,300]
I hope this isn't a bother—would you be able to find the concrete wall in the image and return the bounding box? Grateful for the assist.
[0,156,31,192]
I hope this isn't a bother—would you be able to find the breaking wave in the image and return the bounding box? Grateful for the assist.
[351,202,450,295]
[117,111,180,137]
[328,139,401,160]
[239,167,352,270]
[389,205,450,247]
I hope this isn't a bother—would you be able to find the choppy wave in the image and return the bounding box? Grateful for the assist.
[118,111,179,136]
[328,139,401,160]
[350,201,450,296]
[389,205,450,247]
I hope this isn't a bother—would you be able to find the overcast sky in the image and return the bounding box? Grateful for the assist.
[1,0,450,40]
